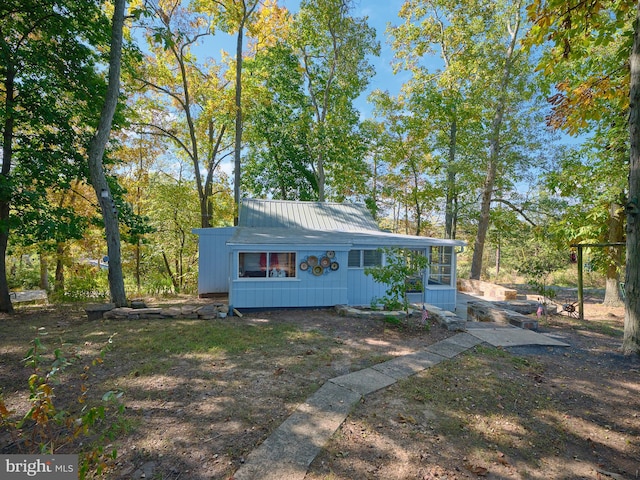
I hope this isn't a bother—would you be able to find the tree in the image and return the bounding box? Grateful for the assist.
[391,0,486,239]
[526,0,639,354]
[145,174,201,292]
[627,1,640,354]
[469,0,526,280]
[0,0,113,312]
[545,140,627,307]
[241,0,378,202]
[132,0,234,228]
[291,0,379,201]
[87,0,127,306]
[369,90,438,236]
[243,42,319,200]
[391,0,547,268]
[192,0,261,222]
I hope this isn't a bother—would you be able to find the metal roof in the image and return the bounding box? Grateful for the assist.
[225,199,466,249]
[228,228,466,249]
[238,199,379,232]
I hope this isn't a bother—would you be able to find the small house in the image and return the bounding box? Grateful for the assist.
[193,199,465,311]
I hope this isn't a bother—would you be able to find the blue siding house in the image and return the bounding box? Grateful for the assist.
[193,199,465,311]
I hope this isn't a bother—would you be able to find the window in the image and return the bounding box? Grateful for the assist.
[239,252,296,278]
[428,246,453,285]
[363,250,383,267]
[348,249,383,268]
[348,250,361,267]
[405,249,426,292]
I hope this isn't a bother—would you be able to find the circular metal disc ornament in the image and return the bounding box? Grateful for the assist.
[307,255,318,267]
[320,256,331,268]
[312,265,324,276]
[330,261,339,271]
[300,261,309,271]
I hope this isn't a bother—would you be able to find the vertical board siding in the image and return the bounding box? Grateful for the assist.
[347,270,456,311]
[196,227,235,294]
[230,250,349,309]
[347,269,388,306]
[424,288,457,311]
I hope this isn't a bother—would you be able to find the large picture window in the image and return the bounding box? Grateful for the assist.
[239,252,297,278]
[428,246,453,285]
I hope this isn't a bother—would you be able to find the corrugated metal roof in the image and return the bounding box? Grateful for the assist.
[228,227,466,248]
[238,199,379,232]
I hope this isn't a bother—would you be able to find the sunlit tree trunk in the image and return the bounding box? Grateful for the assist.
[444,117,458,239]
[54,242,66,294]
[87,0,127,306]
[470,6,521,280]
[39,254,49,291]
[624,0,640,355]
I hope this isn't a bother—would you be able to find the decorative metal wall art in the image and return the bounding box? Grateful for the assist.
[300,251,339,276]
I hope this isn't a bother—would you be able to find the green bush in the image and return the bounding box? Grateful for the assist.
[53,265,109,302]
[7,258,43,290]
[0,331,124,479]
[366,248,429,314]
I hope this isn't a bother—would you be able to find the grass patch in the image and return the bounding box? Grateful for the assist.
[109,320,303,356]
[394,346,564,470]
[550,315,624,338]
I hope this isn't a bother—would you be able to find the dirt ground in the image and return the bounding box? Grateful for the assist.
[1,295,639,480]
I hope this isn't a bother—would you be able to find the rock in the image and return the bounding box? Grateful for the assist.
[162,307,183,317]
[197,304,218,317]
[85,303,116,320]
[181,305,198,315]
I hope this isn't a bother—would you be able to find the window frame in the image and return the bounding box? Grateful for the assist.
[427,246,453,286]
[237,251,297,280]
[347,249,384,268]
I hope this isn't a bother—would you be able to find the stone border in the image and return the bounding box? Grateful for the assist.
[335,304,465,331]
[85,303,229,320]
[457,278,518,300]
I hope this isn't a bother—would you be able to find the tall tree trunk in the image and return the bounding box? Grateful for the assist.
[603,201,624,306]
[232,1,258,221]
[317,151,326,202]
[233,18,244,225]
[162,251,179,292]
[470,8,521,280]
[54,242,65,294]
[87,0,127,307]
[624,1,640,355]
[0,62,16,313]
[444,116,457,239]
[39,254,49,291]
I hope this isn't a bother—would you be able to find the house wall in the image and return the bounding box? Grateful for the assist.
[230,248,349,309]
[194,227,235,295]
[346,269,390,305]
[346,247,459,311]
[195,228,461,312]
[424,288,457,311]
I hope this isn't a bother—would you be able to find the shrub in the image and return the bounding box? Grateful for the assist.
[365,248,429,314]
[0,331,124,479]
[52,265,109,302]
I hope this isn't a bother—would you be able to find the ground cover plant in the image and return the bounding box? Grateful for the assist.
[0,293,638,479]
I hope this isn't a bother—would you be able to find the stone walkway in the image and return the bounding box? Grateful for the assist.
[233,325,569,480]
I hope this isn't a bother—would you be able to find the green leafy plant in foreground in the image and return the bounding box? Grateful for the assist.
[366,248,429,314]
[0,330,124,479]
